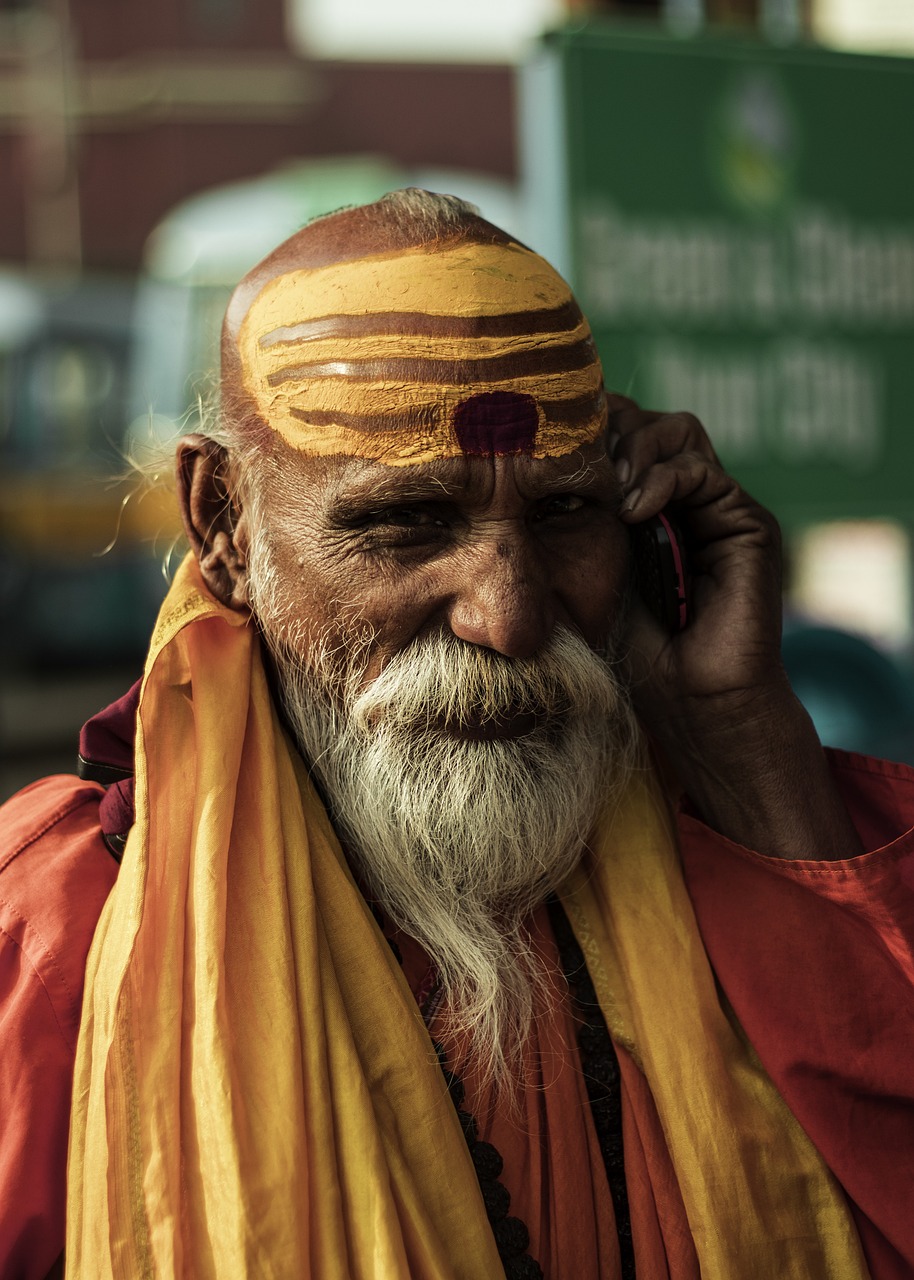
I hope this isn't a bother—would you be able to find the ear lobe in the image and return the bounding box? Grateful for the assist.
[176,434,251,610]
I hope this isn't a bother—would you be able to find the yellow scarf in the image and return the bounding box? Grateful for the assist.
[67,557,868,1278]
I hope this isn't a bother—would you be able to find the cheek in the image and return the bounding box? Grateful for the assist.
[263,542,433,677]
[346,580,439,681]
[250,530,337,652]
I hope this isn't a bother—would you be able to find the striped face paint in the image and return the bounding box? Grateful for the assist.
[238,240,607,466]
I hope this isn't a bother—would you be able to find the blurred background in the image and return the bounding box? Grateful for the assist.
[2,0,914,798]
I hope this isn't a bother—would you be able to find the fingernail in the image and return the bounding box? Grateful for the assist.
[621,487,642,514]
[614,457,631,487]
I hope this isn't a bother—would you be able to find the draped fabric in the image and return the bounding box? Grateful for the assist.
[561,789,869,1279]
[66,556,868,1278]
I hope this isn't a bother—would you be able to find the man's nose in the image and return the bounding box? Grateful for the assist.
[445,536,555,659]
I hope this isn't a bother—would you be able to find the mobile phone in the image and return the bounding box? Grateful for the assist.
[631,511,690,632]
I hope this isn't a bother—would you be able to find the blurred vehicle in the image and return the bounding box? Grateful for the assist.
[0,270,172,671]
[782,623,914,765]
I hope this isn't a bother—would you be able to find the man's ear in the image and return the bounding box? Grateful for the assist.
[175,434,251,611]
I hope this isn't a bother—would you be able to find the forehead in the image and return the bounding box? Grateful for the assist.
[269,438,615,516]
[237,239,607,468]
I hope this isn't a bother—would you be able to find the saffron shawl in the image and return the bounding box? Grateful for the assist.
[66,558,868,1278]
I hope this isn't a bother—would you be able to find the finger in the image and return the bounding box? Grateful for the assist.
[617,452,733,522]
[621,457,780,556]
[604,392,640,419]
[605,394,664,454]
[610,409,721,477]
[605,392,669,427]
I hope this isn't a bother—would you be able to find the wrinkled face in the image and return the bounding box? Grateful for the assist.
[235,229,629,693]
[248,439,631,722]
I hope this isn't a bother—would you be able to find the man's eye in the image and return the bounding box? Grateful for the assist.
[367,506,445,529]
[534,494,586,521]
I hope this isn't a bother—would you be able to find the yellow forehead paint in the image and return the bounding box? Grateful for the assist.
[238,241,607,465]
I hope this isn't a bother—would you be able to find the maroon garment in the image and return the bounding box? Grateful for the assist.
[76,679,140,859]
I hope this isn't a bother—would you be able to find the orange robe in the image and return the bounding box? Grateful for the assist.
[1,749,913,1278]
[0,778,116,1280]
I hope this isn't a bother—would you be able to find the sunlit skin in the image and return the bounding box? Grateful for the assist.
[197,438,630,741]
[178,407,866,860]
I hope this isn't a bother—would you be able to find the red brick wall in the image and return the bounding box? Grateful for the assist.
[0,137,29,261]
[1,0,516,270]
[74,0,289,57]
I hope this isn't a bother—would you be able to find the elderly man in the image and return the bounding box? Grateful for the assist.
[2,190,913,1279]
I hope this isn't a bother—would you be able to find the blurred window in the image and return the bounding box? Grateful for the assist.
[0,278,134,474]
[788,521,912,647]
[288,0,565,62]
[9,335,126,471]
[0,358,10,448]
[814,0,914,53]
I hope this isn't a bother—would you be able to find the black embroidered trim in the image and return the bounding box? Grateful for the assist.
[379,910,635,1279]
[548,898,636,1280]
[378,924,544,1277]
[433,1039,545,1280]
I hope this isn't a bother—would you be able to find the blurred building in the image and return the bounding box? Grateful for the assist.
[4,0,907,271]
[0,0,518,272]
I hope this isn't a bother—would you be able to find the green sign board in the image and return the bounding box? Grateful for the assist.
[522,25,914,524]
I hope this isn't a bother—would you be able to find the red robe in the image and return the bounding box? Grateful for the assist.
[2,750,913,1278]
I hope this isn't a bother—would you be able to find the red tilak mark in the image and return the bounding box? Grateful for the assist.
[453,391,538,456]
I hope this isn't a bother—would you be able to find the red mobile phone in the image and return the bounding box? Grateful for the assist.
[631,511,690,633]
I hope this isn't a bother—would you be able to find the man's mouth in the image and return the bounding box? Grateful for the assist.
[440,709,547,741]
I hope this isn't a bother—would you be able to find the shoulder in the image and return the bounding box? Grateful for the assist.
[0,776,118,1278]
[0,774,118,1049]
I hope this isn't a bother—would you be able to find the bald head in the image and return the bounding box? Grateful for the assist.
[221,189,607,468]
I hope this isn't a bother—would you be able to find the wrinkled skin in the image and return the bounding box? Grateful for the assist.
[607,394,861,860]
[178,405,862,863]
[196,440,627,666]
[177,196,862,862]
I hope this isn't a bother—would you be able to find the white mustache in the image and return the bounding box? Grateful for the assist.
[349,627,624,736]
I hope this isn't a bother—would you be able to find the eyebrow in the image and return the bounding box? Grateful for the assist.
[326,471,458,515]
[326,454,611,516]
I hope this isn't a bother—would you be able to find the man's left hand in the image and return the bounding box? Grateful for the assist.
[609,394,863,861]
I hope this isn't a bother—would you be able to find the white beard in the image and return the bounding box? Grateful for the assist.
[249,554,638,1089]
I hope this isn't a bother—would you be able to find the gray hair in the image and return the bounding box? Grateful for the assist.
[310,187,481,242]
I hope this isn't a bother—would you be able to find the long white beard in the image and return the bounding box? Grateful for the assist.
[250,564,638,1088]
